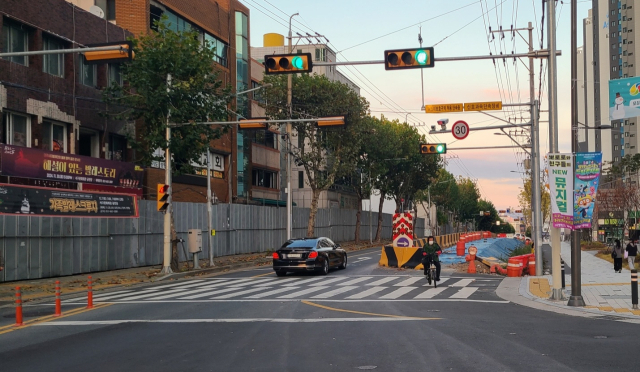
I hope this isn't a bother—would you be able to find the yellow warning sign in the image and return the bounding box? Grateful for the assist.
[464,101,503,111]
[424,103,464,113]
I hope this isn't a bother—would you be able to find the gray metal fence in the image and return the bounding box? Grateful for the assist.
[0,200,425,282]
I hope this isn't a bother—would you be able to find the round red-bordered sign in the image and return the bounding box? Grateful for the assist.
[451,120,469,140]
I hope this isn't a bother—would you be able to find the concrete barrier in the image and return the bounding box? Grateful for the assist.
[378,245,423,269]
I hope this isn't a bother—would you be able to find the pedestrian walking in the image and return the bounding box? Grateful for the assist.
[612,239,624,273]
[626,240,638,270]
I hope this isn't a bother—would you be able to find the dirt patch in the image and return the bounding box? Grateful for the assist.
[450,261,492,275]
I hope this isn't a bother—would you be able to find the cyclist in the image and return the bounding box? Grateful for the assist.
[422,236,442,281]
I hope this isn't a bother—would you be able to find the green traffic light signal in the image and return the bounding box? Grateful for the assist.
[292,56,304,69]
[415,50,428,65]
[420,143,447,154]
[436,144,445,153]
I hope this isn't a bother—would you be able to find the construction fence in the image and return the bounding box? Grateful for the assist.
[0,200,425,282]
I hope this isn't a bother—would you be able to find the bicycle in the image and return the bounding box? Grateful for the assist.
[423,254,438,288]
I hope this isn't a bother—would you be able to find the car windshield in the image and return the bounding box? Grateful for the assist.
[281,240,317,249]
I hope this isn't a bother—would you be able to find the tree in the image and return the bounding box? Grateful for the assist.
[350,116,378,243]
[261,74,369,237]
[104,20,231,271]
[598,180,640,239]
[476,199,499,231]
[455,177,481,228]
[517,176,552,229]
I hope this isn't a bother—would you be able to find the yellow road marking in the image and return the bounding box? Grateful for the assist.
[0,304,112,335]
[301,300,440,320]
[252,272,275,278]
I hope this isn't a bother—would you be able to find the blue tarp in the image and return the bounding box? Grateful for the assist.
[439,238,524,264]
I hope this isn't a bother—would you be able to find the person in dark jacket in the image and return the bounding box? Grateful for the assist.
[613,239,624,273]
[422,236,442,281]
[626,240,638,270]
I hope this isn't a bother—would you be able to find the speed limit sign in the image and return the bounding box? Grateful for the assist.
[452,120,469,140]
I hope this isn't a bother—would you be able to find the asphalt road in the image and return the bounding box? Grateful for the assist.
[0,247,637,371]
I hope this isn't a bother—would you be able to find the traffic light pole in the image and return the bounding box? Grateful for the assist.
[161,73,173,275]
[286,13,299,241]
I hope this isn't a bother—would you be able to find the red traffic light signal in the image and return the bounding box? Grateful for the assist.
[384,48,434,70]
[157,184,170,212]
[264,53,313,74]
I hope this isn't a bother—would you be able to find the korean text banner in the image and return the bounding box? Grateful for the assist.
[548,153,574,229]
[609,76,640,121]
[573,152,602,229]
[0,184,138,217]
[0,144,142,188]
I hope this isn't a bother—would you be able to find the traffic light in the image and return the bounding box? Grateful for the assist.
[384,47,434,70]
[239,118,268,129]
[83,41,134,64]
[420,143,447,154]
[316,116,345,127]
[157,184,170,212]
[264,53,313,74]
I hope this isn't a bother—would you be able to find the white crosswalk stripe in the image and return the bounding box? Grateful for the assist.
[76,275,499,303]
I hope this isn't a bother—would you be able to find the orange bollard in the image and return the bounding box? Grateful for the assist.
[528,255,536,276]
[15,287,23,327]
[87,276,94,309]
[54,280,61,317]
[466,246,478,274]
[456,238,466,256]
[507,257,522,277]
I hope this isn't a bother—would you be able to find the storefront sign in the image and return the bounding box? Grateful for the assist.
[573,152,602,229]
[0,184,138,217]
[548,153,574,229]
[0,144,142,188]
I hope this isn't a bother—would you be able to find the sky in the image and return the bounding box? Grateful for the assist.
[244,0,594,210]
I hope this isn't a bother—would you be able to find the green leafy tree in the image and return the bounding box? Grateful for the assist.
[261,74,369,237]
[518,176,551,229]
[104,20,232,271]
[455,177,481,229]
[476,199,499,231]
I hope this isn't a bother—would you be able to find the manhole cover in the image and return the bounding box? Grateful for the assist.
[594,336,608,339]
[357,366,377,370]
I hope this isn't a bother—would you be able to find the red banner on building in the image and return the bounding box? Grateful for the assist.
[0,144,142,188]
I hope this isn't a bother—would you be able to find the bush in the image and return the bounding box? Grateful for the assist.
[498,242,531,261]
[581,241,606,251]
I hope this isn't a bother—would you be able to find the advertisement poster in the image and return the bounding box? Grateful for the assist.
[0,144,143,188]
[608,76,640,120]
[0,184,138,217]
[548,153,574,229]
[573,152,602,229]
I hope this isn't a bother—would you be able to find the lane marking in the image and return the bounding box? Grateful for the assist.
[71,298,509,304]
[277,286,329,299]
[345,286,387,299]
[245,286,301,299]
[337,277,373,286]
[211,287,272,299]
[451,279,475,287]
[90,289,160,301]
[176,287,243,300]
[309,277,346,286]
[143,282,242,300]
[414,287,448,299]
[423,278,449,286]
[145,280,208,290]
[35,317,431,325]
[64,289,135,302]
[0,304,112,335]
[282,277,324,286]
[366,277,400,286]
[252,272,275,278]
[226,278,274,287]
[394,277,423,287]
[310,286,359,299]
[449,287,479,299]
[380,287,417,299]
[301,300,440,320]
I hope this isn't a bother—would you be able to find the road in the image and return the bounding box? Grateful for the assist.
[0,247,637,371]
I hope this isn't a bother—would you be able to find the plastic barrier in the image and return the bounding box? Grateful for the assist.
[528,255,536,276]
[456,238,466,256]
[507,257,523,277]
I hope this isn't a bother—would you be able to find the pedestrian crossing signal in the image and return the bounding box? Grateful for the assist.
[420,143,446,154]
[264,53,313,74]
[384,47,434,70]
[157,184,170,212]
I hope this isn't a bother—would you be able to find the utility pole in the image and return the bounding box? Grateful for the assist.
[207,147,214,267]
[547,0,563,300]
[286,13,298,241]
[419,26,425,110]
[528,21,544,276]
[161,73,173,275]
[568,0,586,307]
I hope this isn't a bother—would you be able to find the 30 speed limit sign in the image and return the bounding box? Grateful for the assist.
[451,120,469,140]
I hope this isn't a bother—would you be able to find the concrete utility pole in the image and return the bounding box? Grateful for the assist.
[207,147,214,267]
[286,13,299,241]
[568,0,586,307]
[547,0,563,300]
[161,73,173,275]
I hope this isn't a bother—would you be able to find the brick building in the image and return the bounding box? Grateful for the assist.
[0,0,141,194]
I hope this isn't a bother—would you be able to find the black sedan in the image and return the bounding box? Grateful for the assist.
[272,237,347,276]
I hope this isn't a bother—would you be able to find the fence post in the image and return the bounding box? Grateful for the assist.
[87,276,94,309]
[15,287,23,327]
[561,259,565,289]
[54,280,61,317]
[632,270,638,310]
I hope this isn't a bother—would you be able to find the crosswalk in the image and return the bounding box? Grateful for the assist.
[63,275,503,303]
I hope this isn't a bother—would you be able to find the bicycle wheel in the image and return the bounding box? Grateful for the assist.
[431,268,437,288]
[427,269,432,285]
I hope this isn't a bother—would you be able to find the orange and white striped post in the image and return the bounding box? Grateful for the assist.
[54,280,61,317]
[15,287,23,327]
[87,276,94,309]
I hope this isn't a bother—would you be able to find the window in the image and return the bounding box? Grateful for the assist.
[1,112,30,147]
[623,16,627,21]
[250,130,277,149]
[252,169,277,189]
[613,66,618,71]
[615,134,619,139]
[315,48,326,62]
[612,10,616,15]
[43,35,64,77]
[109,134,127,161]
[79,56,97,87]
[108,63,123,86]
[615,156,620,162]
[624,27,628,33]
[78,129,99,158]
[626,120,629,126]
[205,34,229,67]
[615,145,620,150]
[613,55,618,60]
[624,39,627,44]
[612,21,617,26]
[624,50,628,56]
[298,171,304,188]
[624,62,628,67]
[42,121,67,152]
[2,21,28,65]
[251,81,263,103]
[95,0,116,21]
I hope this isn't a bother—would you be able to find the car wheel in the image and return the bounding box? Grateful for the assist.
[275,270,287,277]
[320,258,329,276]
[339,254,347,269]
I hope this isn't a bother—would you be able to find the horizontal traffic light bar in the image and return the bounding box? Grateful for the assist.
[420,143,447,154]
[264,53,313,75]
[316,116,345,127]
[0,44,134,59]
[384,47,434,70]
[171,116,346,127]
[239,118,268,129]
[82,41,134,64]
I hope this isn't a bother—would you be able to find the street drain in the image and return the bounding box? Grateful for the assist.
[357,366,377,370]
[594,336,608,339]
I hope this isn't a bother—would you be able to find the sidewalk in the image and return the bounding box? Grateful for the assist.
[511,241,640,320]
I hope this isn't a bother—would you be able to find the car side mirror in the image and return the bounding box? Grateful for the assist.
[335,244,340,249]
